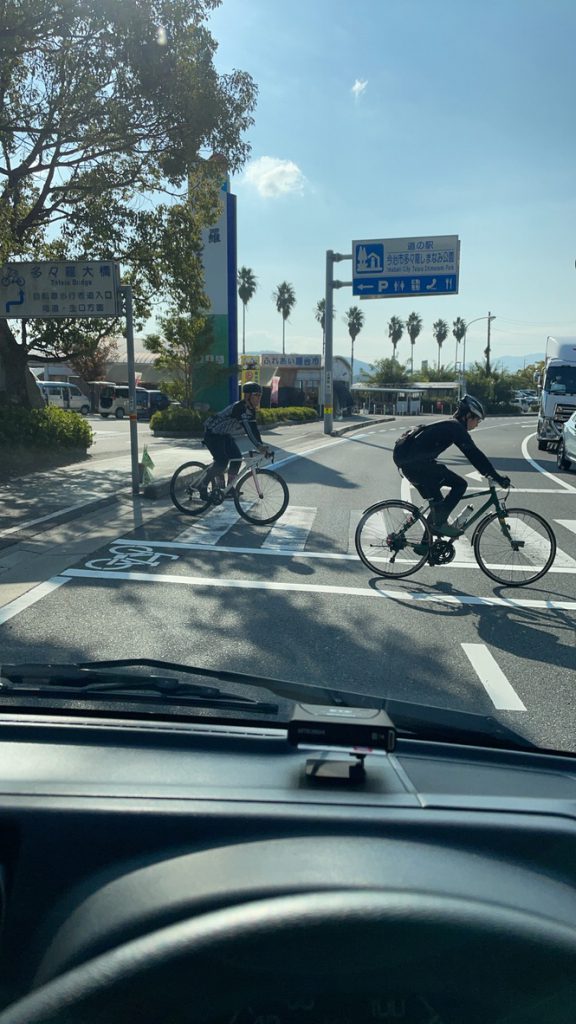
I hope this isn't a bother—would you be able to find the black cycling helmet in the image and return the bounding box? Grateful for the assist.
[456,394,485,420]
[242,382,262,395]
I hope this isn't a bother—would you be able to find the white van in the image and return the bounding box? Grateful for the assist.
[36,380,90,415]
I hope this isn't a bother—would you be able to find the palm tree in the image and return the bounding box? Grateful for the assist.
[406,312,422,375]
[273,281,296,355]
[344,306,365,384]
[315,298,334,359]
[388,316,404,363]
[237,267,257,356]
[452,316,466,371]
[433,318,449,371]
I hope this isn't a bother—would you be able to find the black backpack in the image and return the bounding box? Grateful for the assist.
[393,423,428,465]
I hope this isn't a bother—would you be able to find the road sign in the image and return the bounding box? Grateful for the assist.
[352,235,459,298]
[0,261,122,318]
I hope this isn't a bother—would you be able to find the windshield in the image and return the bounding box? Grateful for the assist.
[1,0,575,758]
[545,367,576,396]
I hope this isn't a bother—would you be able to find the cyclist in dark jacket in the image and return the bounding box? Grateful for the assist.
[203,382,271,491]
[393,394,510,539]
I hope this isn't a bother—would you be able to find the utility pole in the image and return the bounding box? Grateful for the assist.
[485,310,492,374]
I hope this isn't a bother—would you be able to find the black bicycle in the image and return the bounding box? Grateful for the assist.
[170,450,289,526]
[355,480,556,587]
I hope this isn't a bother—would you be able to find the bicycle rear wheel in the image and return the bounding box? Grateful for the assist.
[473,508,556,586]
[234,468,289,525]
[355,500,432,578]
[170,461,212,516]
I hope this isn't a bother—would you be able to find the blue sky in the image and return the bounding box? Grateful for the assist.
[207,0,576,370]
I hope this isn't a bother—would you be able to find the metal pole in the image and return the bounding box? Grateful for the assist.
[121,285,140,495]
[323,251,334,434]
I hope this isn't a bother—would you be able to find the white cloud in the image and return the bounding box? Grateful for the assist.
[351,79,368,100]
[243,156,306,198]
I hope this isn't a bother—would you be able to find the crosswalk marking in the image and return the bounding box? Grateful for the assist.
[262,507,316,550]
[118,505,576,574]
[556,520,576,536]
[175,504,240,545]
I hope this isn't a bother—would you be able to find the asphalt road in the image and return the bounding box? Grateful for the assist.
[1,415,575,753]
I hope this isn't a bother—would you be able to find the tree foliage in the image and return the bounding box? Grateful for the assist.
[0,0,257,405]
[273,281,296,354]
[388,316,404,361]
[363,357,409,386]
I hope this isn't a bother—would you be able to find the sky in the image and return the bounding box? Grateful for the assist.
[206,0,576,372]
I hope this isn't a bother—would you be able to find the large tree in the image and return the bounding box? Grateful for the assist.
[273,281,296,355]
[0,0,257,406]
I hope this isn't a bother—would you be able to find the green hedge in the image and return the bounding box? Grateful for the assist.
[0,405,93,449]
[151,405,318,435]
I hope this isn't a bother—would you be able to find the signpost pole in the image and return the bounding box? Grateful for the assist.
[121,285,140,495]
[323,251,334,435]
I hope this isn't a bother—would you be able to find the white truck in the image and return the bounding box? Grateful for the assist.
[536,336,576,451]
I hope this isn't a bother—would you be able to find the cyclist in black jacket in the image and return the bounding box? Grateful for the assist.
[393,394,510,541]
[202,382,272,493]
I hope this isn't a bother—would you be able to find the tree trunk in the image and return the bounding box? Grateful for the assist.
[0,318,43,408]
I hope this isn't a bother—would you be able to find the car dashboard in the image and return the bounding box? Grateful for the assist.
[0,709,575,1023]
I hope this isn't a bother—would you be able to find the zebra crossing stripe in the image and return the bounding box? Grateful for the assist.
[555,520,576,536]
[174,504,240,545]
[262,507,316,550]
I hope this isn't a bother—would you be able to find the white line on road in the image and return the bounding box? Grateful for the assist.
[521,433,576,493]
[0,578,71,624]
[262,507,316,550]
[461,643,526,711]
[556,520,576,535]
[61,568,576,610]
[108,537,576,574]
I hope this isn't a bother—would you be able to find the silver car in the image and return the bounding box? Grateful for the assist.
[557,411,576,471]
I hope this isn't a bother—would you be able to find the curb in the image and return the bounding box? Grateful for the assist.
[330,416,395,436]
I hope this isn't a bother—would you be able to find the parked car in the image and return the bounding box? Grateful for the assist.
[557,410,576,471]
[36,380,90,415]
[99,385,170,420]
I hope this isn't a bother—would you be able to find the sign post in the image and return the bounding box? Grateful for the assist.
[0,260,141,494]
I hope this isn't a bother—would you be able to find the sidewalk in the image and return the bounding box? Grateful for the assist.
[0,414,394,543]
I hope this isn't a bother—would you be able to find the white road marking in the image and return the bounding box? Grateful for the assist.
[556,519,576,535]
[174,504,241,545]
[0,578,70,624]
[61,568,576,610]
[461,643,526,711]
[108,537,576,574]
[521,433,576,493]
[262,507,316,550]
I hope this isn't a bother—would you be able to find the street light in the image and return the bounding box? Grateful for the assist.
[461,314,496,395]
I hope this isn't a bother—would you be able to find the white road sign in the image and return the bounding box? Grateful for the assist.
[352,235,460,298]
[0,261,122,318]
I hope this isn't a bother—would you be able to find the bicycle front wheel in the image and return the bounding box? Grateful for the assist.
[355,500,432,578]
[234,469,289,525]
[170,461,212,516]
[474,508,556,587]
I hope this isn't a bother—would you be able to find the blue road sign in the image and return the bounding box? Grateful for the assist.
[352,236,460,298]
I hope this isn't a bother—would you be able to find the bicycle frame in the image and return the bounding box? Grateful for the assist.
[203,450,274,501]
[390,483,511,550]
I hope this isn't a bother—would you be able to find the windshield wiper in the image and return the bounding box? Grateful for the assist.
[0,663,279,714]
[0,660,551,753]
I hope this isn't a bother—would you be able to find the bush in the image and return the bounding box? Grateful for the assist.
[151,405,318,435]
[150,405,209,435]
[0,405,93,449]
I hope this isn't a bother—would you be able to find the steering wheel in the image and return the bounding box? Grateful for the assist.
[1,890,575,1023]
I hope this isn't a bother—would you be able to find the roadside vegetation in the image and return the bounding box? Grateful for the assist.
[0,407,93,481]
[151,405,317,436]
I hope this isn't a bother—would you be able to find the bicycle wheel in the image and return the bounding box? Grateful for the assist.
[170,461,212,516]
[234,468,289,525]
[355,500,432,578]
[473,508,556,587]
